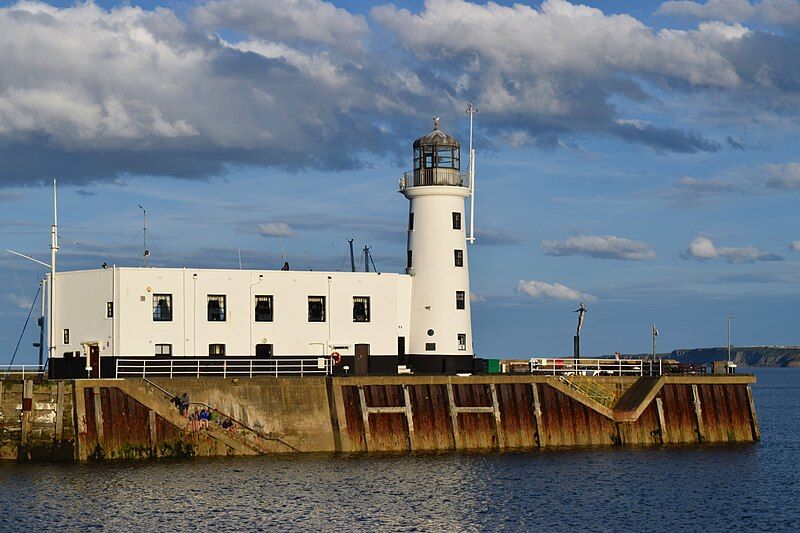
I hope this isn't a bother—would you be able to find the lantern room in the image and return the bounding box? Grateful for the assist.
[406,118,466,188]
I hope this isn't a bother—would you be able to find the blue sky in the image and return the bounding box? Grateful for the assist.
[1,0,799,363]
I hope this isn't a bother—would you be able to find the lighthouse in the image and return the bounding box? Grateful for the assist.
[401,118,474,373]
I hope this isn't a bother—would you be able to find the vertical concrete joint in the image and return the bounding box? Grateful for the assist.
[148,410,157,455]
[402,384,416,451]
[531,383,543,447]
[655,396,666,444]
[489,383,503,449]
[93,386,104,445]
[357,385,370,451]
[55,381,65,443]
[692,384,704,442]
[746,385,761,441]
[446,383,460,450]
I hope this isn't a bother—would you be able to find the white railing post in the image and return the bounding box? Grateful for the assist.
[249,359,253,378]
[196,360,200,379]
[115,359,119,378]
[170,359,173,379]
[142,359,146,378]
[300,359,304,378]
[223,361,227,379]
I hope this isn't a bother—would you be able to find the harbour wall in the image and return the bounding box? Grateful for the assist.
[0,374,759,461]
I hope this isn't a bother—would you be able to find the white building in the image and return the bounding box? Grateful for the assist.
[48,120,476,378]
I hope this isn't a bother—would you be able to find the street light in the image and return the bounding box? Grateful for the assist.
[727,314,734,363]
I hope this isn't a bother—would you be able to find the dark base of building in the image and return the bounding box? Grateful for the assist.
[48,353,481,379]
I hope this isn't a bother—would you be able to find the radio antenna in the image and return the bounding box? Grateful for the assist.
[138,204,149,265]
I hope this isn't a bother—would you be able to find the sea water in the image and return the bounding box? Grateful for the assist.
[1,368,798,532]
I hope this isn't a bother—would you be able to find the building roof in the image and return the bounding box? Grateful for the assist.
[413,117,460,149]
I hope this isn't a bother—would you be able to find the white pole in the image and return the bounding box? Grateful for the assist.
[728,314,733,363]
[466,102,477,244]
[49,179,58,362]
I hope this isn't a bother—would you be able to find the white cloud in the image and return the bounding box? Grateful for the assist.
[656,1,800,32]
[761,162,800,190]
[542,235,656,260]
[6,293,31,310]
[686,236,784,263]
[258,222,296,238]
[470,292,486,303]
[790,241,800,252]
[516,280,596,301]
[193,0,368,47]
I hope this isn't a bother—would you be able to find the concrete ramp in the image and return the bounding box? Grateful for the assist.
[613,377,665,422]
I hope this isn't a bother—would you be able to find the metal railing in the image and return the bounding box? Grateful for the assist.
[529,358,664,377]
[399,169,469,190]
[559,375,619,408]
[2,364,46,380]
[116,357,332,378]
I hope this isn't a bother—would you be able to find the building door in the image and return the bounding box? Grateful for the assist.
[354,344,370,375]
[89,345,100,378]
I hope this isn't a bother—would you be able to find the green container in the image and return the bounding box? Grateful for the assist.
[487,359,501,374]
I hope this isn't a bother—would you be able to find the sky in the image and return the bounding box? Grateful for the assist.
[1,0,800,363]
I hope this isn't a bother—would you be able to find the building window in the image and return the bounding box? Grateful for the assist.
[208,295,226,322]
[209,343,225,356]
[452,212,461,230]
[254,295,274,322]
[106,302,113,318]
[308,296,326,322]
[255,343,273,358]
[353,296,370,322]
[153,294,173,321]
[425,342,436,351]
[458,334,467,351]
[155,344,172,356]
[454,249,463,267]
[398,336,406,357]
[63,329,70,344]
[456,291,466,310]
[408,212,414,231]
[407,250,412,269]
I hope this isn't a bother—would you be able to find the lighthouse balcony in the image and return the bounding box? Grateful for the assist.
[399,169,470,191]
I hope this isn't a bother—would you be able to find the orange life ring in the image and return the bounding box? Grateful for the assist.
[331,351,342,365]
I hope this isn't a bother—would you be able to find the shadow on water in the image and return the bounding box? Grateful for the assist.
[1,368,798,531]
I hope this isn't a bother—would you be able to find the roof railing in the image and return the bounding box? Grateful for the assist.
[399,169,470,190]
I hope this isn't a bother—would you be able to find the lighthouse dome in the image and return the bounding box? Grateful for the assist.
[413,117,460,149]
[412,118,461,175]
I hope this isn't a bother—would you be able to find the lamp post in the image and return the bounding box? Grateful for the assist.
[652,324,659,360]
[727,314,734,363]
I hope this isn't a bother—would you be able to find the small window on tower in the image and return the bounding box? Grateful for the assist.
[254,295,274,322]
[255,343,274,358]
[353,296,370,322]
[409,212,414,231]
[209,343,226,356]
[153,294,173,321]
[452,212,462,230]
[207,295,226,322]
[107,302,113,318]
[155,344,172,356]
[458,334,467,351]
[425,342,436,351]
[456,291,466,310]
[308,296,326,322]
[63,329,70,344]
[454,249,463,267]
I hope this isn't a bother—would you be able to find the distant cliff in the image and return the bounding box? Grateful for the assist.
[671,346,800,367]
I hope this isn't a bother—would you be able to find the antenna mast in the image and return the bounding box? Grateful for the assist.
[49,179,58,362]
[363,245,370,272]
[138,205,149,265]
[348,239,356,272]
[466,102,478,244]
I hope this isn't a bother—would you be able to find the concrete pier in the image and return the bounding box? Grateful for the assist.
[0,374,759,461]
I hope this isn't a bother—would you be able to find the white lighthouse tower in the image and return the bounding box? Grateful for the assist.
[401,118,474,373]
